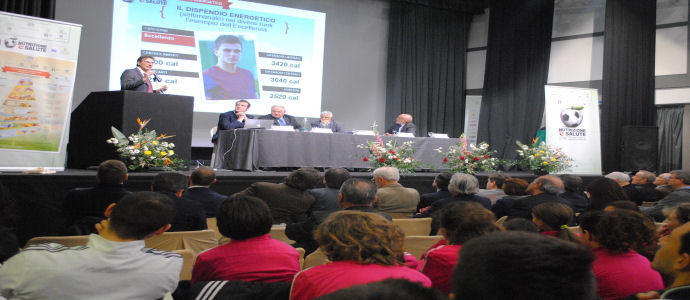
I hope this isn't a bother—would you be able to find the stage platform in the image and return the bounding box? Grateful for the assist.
[1,169,603,245]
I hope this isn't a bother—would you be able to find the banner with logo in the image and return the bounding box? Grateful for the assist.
[0,11,82,170]
[544,85,601,174]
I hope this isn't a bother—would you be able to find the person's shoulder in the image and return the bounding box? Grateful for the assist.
[140,247,182,260]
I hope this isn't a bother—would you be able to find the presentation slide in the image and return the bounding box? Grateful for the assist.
[109,0,325,117]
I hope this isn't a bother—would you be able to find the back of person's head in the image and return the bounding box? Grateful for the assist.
[109,191,176,239]
[605,171,630,184]
[488,173,509,189]
[585,177,629,210]
[339,178,377,205]
[532,202,579,243]
[452,231,596,300]
[372,167,400,182]
[671,170,690,185]
[604,200,640,212]
[315,210,404,266]
[502,178,529,196]
[448,173,479,195]
[533,175,565,195]
[315,279,447,300]
[151,172,188,193]
[669,203,690,230]
[97,160,128,185]
[635,170,657,184]
[440,202,500,245]
[324,168,351,189]
[217,193,272,240]
[560,174,584,193]
[284,167,322,191]
[190,166,216,186]
[434,172,453,190]
[502,218,539,233]
[580,209,655,254]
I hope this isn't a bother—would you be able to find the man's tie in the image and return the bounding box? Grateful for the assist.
[145,76,153,93]
[278,118,286,126]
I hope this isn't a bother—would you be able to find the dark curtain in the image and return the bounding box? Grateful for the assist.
[656,105,683,172]
[601,0,656,173]
[477,0,554,162]
[385,1,477,137]
[0,0,55,19]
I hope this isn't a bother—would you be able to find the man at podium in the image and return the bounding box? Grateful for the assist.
[120,55,167,93]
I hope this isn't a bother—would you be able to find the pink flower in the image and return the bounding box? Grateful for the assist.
[389,150,396,154]
[473,157,480,161]
[379,158,386,162]
[443,157,449,163]
[363,157,369,162]
[459,156,465,160]
[483,155,489,159]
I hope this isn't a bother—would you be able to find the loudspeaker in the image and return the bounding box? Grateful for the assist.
[621,126,658,172]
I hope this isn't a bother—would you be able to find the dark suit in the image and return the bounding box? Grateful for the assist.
[182,186,227,218]
[625,183,663,205]
[507,193,570,219]
[559,191,589,213]
[415,194,491,218]
[259,114,302,130]
[239,182,315,224]
[62,184,131,227]
[310,120,344,133]
[491,195,528,219]
[307,188,341,223]
[120,68,159,93]
[212,110,255,143]
[385,123,416,135]
[417,189,452,211]
[159,191,208,232]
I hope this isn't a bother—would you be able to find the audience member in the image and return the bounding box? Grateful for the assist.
[559,174,589,213]
[585,177,629,211]
[502,217,539,232]
[635,222,690,299]
[477,173,508,204]
[0,192,182,299]
[606,171,637,201]
[630,170,664,205]
[491,178,529,218]
[152,172,207,231]
[655,173,674,196]
[641,170,690,222]
[182,167,227,217]
[308,168,351,223]
[604,200,640,212]
[419,202,500,293]
[315,279,447,300]
[286,178,390,255]
[62,160,131,231]
[532,201,580,243]
[664,203,690,234]
[507,175,569,219]
[191,194,300,283]
[579,210,662,299]
[373,167,420,218]
[290,211,431,300]
[417,172,452,211]
[452,231,596,300]
[239,167,321,223]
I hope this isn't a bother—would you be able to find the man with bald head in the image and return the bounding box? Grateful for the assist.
[182,167,227,217]
[385,114,416,136]
[259,105,302,130]
[507,175,570,219]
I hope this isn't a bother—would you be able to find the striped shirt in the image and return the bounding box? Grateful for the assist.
[203,66,257,100]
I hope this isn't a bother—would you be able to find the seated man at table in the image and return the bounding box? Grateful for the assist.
[212,99,254,143]
[0,191,182,299]
[259,105,302,130]
[385,114,415,136]
[310,111,343,133]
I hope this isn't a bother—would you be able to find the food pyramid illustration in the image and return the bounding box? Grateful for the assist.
[0,78,40,138]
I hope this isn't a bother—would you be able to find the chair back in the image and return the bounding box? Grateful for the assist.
[295,247,306,270]
[25,235,89,248]
[403,235,444,260]
[145,229,216,254]
[392,218,432,236]
[206,218,222,241]
[303,248,330,269]
[270,224,295,244]
[174,249,196,281]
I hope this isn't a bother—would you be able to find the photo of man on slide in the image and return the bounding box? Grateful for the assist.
[202,35,259,100]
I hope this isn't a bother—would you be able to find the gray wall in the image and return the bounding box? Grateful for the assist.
[55,0,389,147]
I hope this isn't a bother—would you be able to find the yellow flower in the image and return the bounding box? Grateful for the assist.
[152,141,158,145]
[542,161,549,165]
[167,150,174,155]
[551,158,557,162]
[144,150,152,155]
[539,150,545,154]
[160,151,167,156]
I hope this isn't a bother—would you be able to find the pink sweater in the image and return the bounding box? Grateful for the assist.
[592,248,663,300]
[419,244,462,293]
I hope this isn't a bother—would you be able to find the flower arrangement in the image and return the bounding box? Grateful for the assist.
[515,138,572,175]
[357,134,423,173]
[107,118,185,171]
[436,134,501,174]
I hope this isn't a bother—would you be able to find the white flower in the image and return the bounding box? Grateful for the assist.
[133,149,140,154]
[130,157,135,160]
[128,136,134,141]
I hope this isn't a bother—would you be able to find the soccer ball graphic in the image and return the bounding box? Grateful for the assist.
[4,38,17,48]
[560,106,584,127]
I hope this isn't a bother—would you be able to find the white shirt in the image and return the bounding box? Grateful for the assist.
[0,234,182,300]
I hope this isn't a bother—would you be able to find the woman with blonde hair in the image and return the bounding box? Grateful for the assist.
[290,211,430,300]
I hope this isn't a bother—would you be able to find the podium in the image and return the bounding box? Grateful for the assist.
[67,91,193,169]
